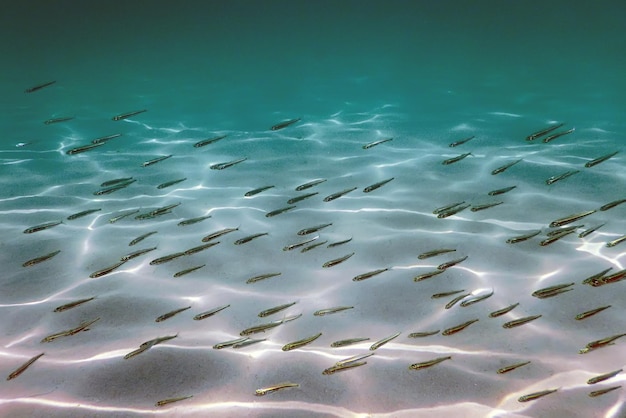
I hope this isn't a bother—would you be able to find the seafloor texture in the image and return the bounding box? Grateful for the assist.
[1,1,625,417]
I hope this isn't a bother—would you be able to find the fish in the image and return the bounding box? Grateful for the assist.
[323,361,368,375]
[579,333,626,354]
[575,305,611,321]
[606,235,626,248]
[442,319,479,335]
[437,255,468,270]
[193,134,228,148]
[183,242,219,256]
[6,353,45,380]
[173,264,206,278]
[582,267,613,286]
[459,289,494,307]
[587,369,622,385]
[284,235,319,251]
[22,250,61,267]
[470,201,503,212]
[287,192,318,204]
[489,303,519,318]
[444,293,471,310]
[578,223,605,238]
[234,232,268,245]
[245,185,274,197]
[545,170,579,185]
[109,209,139,224]
[408,330,440,338]
[330,338,370,347]
[282,332,322,351]
[543,127,575,143]
[246,272,281,284]
[89,260,127,278]
[431,289,465,299]
[323,187,358,202]
[129,231,158,246]
[157,177,187,189]
[25,80,56,93]
[589,386,622,397]
[41,318,100,343]
[314,306,353,316]
[193,305,230,321]
[525,123,564,141]
[53,297,95,312]
[178,215,211,226]
[497,361,531,374]
[140,334,178,348]
[265,206,296,217]
[93,180,136,195]
[66,142,105,155]
[327,237,353,248]
[255,382,300,396]
[487,185,516,196]
[518,389,558,402]
[213,337,250,349]
[271,118,301,131]
[532,283,575,299]
[363,138,393,149]
[600,198,626,211]
[369,332,401,350]
[297,223,333,235]
[295,179,327,191]
[585,151,619,168]
[202,227,239,242]
[67,208,101,220]
[442,152,472,165]
[232,338,267,349]
[91,133,122,144]
[155,395,192,407]
[549,209,596,228]
[539,229,576,246]
[112,109,147,121]
[449,136,475,147]
[363,177,395,193]
[502,315,542,329]
[414,269,445,282]
[240,320,284,336]
[433,201,465,215]
[353,267,389,282]
[322,252,355,268]
[436,204,470,219]
[334,352,375,367]
[418,248,456,260]
[149,252,186,265]
[300,240,328,253]
[44,116,74,125]
[506,230,541,244]
[155,306,191,322]
[210,157,247,170]
[593,269,626,286]
[258,302,297,318]
[142,155,172,167]
[409,356,451,370]
[120,247,157,262]
[491,159,522,175]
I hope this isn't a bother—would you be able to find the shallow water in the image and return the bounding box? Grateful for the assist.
[1,1,626,417]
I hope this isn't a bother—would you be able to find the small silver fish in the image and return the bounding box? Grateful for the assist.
[323,187,357,202]
[66,142,105,155]
[297,223,332,235]
[363,177,394,193]
[585,151,618,168]
[234,233,268,245]
[295,179,326,191]
[282,332,322,351]
[89,260,127,278]
[369,332,401,350]
[173,264,206,278]
[155,306,191,322]
[129,231,158,246]
[178,215,211,226]
[245,185,274,197]
[491,159,522,175]
[142,155,172,167]
[353,268,389,282]
[322,252,355,268]
[6,353,45,380]
[67,208,101,220]
[92,133,122,144]
[363,138,393,149]
[25,80,56,93]
[502,315,542,329]
[255,382,300,396]
[45,116,74,125]
[525,123,563,141]
[287,192,318,204]
[22,250,61,267]
[113,109,147,121]
[210,157,247,170]
[266,206,296,217]
[543,128,575,143]
[442,152,472,165]
[449,136,475,147]
[193,305,230,320]
[271,118,301,131]
[157,178,187,189]
[193,135,227,148]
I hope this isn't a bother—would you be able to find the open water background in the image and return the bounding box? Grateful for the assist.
[1,1,625,417]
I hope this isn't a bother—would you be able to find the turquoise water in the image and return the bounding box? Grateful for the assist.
[1,1,625,417]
